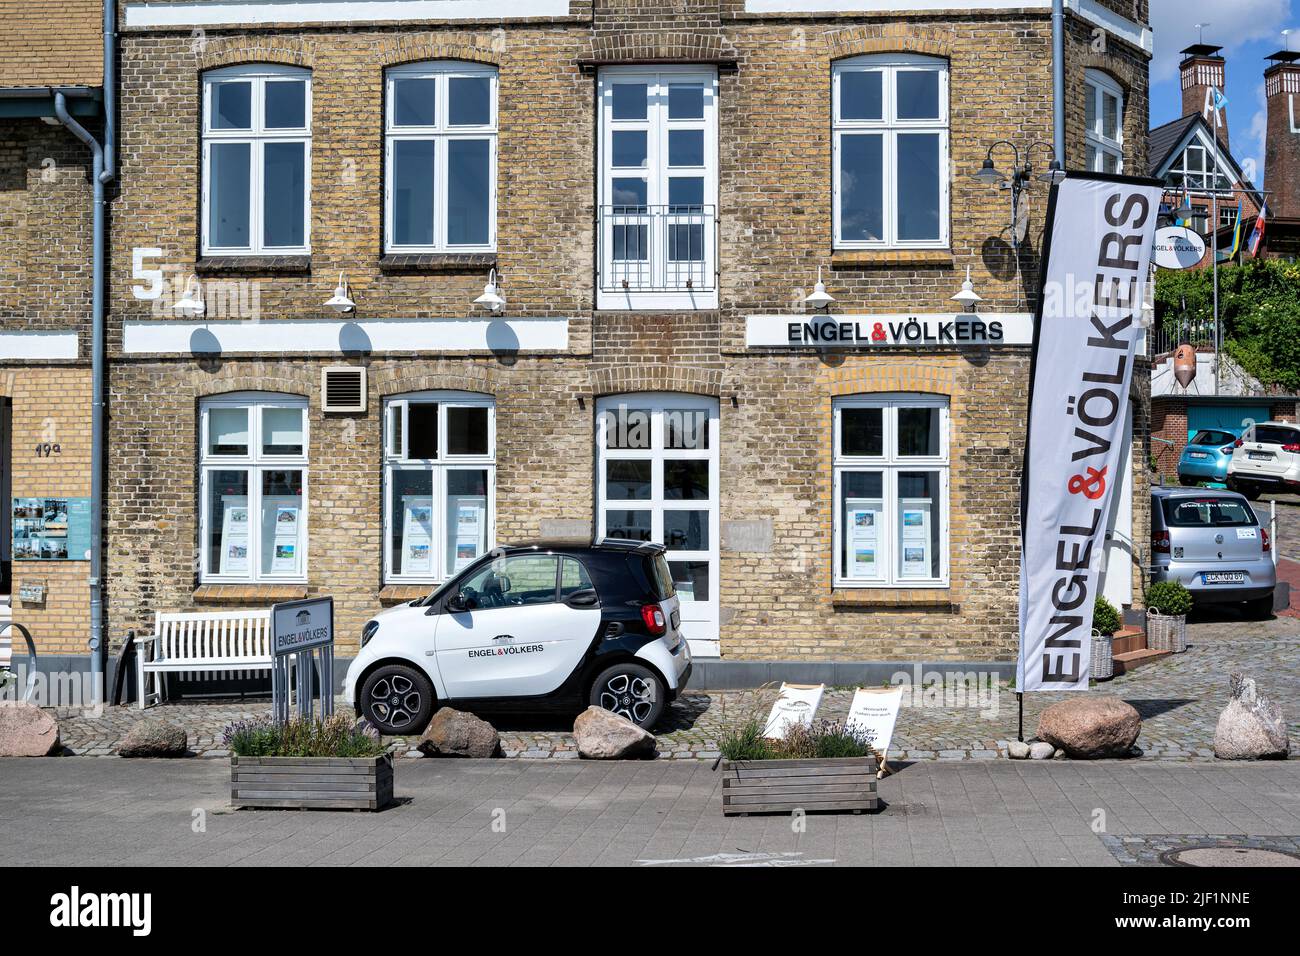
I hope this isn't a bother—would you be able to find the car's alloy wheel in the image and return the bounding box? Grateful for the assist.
[360,664,434,735]
[589,663,665,729]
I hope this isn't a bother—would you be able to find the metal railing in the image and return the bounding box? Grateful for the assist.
[1146,321,1217,359]
[598,204,717,294]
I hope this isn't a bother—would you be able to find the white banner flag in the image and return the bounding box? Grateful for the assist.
[1018,174,1163,692]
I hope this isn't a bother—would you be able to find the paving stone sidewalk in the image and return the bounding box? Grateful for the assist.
[49,613,1299,761]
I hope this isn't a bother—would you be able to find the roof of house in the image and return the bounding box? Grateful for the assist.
[1148,112,1264,207]
[0,1,102,88]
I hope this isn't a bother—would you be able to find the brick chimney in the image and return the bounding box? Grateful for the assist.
[1264,50,1300,220]
[1181,43,1229,148]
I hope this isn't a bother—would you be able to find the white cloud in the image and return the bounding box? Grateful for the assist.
[1150,0,1291,82]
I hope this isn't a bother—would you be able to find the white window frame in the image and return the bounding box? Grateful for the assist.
[201,64,312,256]
[383,391,496,584]
[1165,134,1234,196]
[384,61,498,254]
[597,65,719,310]
[832,394,950,589]
[832,54,949,250]
[199,392,310,584]
[1084,70,1124,174]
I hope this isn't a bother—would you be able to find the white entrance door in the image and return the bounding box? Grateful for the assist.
[596,394,720,656]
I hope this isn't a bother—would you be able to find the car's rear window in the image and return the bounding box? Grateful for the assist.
[1251,425,1300,446]
[1189,430,1235,447]
[644,554,676,601]
[1162,497,1258,528]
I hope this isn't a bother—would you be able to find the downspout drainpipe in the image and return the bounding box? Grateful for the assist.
[1052,0,1066,167]
[52,92,106,706]
[101,0,117,183]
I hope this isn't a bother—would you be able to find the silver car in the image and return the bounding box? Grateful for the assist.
[1150,487,1276,618]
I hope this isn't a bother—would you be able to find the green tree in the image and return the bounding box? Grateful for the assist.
[1155,259,1300,390]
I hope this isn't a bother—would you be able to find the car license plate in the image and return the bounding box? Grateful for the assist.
[1249,452,1272,461]
[1188,452,1208,459]
[1203,572,1245,584]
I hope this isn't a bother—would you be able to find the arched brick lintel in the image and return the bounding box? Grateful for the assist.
[373,364,496,398]
[827,27,950,62]
[823,364,957,398]
[198,37,315,71]
[588,365,723,398]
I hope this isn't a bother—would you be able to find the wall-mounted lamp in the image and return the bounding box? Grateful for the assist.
[971,140,1061,251]
[173,274,206,317]
[802,266,834,312]
[474,268,506,314]
[950,266,983,312]
[325,272,356,313]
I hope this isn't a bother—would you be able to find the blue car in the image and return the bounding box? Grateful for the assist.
[1178,428,1240,485]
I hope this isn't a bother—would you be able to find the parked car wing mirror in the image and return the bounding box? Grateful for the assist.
[565,588,600,608]
[447,591,479,613]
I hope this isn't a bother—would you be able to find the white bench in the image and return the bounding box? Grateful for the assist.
[135,609,278,709]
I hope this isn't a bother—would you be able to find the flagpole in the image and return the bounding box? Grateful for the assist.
[1212,124,1221,394]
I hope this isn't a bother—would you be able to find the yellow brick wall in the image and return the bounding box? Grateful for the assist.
[0,1,102,87]
[2,367,92,655]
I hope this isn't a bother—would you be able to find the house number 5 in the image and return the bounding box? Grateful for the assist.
[35,442,61,457]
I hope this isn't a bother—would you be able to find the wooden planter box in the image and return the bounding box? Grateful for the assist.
[721,757,879,816]
[231,755,394,811]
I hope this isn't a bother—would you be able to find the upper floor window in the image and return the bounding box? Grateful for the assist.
[598,66,718,309]
[1164,140,1233,195]
[833,55,949,249]
[833,395,949,588]
[1084,70,1124,174]
[384,392,495,583]
[200,393,309,583]
[202,65,311,256]
[384,61,498,253]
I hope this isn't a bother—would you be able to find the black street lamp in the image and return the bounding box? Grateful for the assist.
[971,140,1063,251]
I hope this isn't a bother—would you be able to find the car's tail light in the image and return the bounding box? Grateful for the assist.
[1234,438,1244,447]
[1152,531,1170,554]
[1283,443,1300,452]
[1221,445,1236,454]
[640,603,667,636]
[1263,528,1271,552]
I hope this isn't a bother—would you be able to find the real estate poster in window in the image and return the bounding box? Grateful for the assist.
[898,498,932,579]
[401,496,434,576]
[219,497,250,575]
[846,497,883,579]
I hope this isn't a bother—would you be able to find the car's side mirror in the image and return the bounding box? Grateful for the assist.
[447,593,478,613]
[565,588,600,608]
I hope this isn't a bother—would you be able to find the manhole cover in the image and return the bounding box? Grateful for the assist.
[1161,846,1300,867]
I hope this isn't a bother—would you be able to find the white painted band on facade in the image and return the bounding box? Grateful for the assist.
[0,331,80,361]
[743,1,1152,54]
[745,313,1035,348]
[124,0,571,28]
[121,318,570,354]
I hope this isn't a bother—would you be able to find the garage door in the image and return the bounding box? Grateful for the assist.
[1187,405,1269,441]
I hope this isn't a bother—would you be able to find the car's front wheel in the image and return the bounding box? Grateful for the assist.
[589,663,665,729]
[359,664,435,736]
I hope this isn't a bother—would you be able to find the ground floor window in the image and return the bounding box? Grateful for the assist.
[200,393,309,582]
[833,394,949,587]
[384,392,495,583]
[596,393,719,651]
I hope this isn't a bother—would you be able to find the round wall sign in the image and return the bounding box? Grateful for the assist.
[1153,226,1206,270]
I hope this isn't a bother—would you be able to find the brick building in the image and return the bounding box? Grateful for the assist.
[0,3,105,659]
[103,0,1153,670]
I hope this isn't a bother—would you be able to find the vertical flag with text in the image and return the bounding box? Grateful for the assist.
[1018,173,1164,692]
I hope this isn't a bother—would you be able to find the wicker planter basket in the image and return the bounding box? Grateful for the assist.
[1090,631,1114,680]
[1147,608,1188,654]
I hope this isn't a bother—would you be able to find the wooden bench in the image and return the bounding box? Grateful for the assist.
[135,609,278,709]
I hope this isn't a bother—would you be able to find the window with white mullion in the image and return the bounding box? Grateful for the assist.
[1084,70,1124,175]
[202,66,311,256]
[385,62,497,253]
[200,394,309,583]
[834,55,948,250]
[384,393,495,584]
[833,396,949,588]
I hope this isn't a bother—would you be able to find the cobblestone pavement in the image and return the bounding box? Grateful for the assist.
[1099,833,1300,866]
[2,759,1298,867]
[50,613,1299,761]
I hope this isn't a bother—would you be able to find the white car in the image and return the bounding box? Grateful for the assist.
[344,540,692,734]
[1226,421,1300,499]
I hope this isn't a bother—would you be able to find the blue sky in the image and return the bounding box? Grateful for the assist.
[1149,0,1296,183]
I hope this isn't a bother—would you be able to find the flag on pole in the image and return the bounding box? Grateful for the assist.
[1228,201,1244,257]
[1017,173,1163,692]
[1248,202,1268,257]
[1203,86,1229,127]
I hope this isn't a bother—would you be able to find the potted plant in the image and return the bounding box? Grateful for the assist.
[716,716,880,816]
[1145,580,1193,654]
[225,714,393,811]
[1091,595,1121,681]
